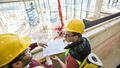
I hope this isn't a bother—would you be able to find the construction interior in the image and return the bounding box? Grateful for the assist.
[0,0,120,68]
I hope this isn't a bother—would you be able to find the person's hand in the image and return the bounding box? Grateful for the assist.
[51,56,66,68]
[37,42,48,48]
[45,56,53,65]
[51,56,60,61]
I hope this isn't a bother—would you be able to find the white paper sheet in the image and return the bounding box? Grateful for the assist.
[42,39,66,57]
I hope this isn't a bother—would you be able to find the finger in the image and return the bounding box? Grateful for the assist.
[51,56,56,60]
[43,45,48,48]
[38,43,48,48]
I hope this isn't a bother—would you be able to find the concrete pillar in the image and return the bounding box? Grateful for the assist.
[0,18,6,32]
[94,0,104,19]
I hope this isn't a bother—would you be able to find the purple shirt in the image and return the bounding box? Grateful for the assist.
[29,43,54,68]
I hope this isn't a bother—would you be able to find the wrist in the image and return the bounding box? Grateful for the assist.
[46,56,53,65]
[57,58,62,62]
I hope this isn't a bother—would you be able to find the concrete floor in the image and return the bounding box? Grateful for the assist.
[102,45,120,68]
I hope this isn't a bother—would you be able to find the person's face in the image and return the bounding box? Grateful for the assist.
[12,48,32,68]
[64,31,76,42]
[12,61,24,68]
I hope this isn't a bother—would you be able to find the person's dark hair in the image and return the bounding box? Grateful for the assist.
[7,55,23,68]
[72,32,82,37]
[1,56,23,68]
[7,51,31,68]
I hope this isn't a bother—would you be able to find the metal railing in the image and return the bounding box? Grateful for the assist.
[83,12,120,28]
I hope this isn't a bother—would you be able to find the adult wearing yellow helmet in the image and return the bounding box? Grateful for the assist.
[0,33,32,68]
[0,33,53,68]
[52,19,91,68]
[64,19,85,34]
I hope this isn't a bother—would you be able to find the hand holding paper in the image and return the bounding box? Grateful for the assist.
[42,39,66,57]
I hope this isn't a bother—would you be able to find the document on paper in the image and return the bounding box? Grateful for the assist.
[42,39,66,57]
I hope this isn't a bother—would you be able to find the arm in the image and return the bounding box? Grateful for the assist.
[29,42,38,51]
[53,56,66,68]
[29,42,48,51]
[45,56,54,68]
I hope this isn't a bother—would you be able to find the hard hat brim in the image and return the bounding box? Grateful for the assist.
[0,36,32,67]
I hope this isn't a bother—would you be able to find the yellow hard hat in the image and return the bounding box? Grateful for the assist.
[0,33,32,67]
[64,19,85,34]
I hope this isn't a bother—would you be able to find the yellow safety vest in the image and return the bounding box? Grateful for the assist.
[65,50,103,68]
[79,53,103,68]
